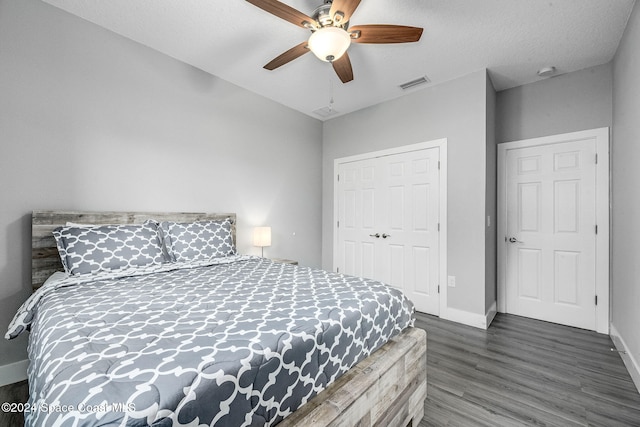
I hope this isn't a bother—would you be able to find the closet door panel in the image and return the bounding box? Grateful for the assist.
[336,146,441,315]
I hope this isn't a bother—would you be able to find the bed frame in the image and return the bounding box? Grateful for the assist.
[31,210,237,289]
[31,210,427,427]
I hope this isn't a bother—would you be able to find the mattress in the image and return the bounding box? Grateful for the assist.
[7,256,414,426]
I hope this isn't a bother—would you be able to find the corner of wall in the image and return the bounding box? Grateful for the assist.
[610,324,640,393]
[0,359,28,387]
[485,69,498,314]
[611,0,640,396]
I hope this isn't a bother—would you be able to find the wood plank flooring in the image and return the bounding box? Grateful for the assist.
[2,313,639,426]
[417,312,640,426]
[0,379,27,427]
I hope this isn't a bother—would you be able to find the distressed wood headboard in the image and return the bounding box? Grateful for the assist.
[31,210,236,289]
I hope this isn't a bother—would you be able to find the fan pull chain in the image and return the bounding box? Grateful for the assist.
[329,78,334,113]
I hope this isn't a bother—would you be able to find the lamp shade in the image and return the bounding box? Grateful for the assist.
[308,26,351,62]
[253,227,272,247]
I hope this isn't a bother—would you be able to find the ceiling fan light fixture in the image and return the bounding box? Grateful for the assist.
[308,26,351,62]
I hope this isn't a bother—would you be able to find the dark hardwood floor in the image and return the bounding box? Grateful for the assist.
[0,379,27,427]
[2,313,639,426]
[417,312,640,426]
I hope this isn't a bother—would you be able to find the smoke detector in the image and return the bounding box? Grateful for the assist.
[537,66,557,77]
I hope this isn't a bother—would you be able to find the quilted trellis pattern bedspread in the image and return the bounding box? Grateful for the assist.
[8,256,414,426]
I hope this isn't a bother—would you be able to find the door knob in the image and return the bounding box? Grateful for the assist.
[369,233,380,238]
[382,233,391,239]
[508,237,523,243]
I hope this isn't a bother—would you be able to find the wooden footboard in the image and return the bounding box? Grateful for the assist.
[280,326,427,427]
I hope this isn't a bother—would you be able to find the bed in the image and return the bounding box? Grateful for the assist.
[7,210,427,427]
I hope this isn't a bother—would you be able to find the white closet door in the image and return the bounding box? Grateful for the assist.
[336,147,441,314]
[504,139,597,330]
[337,158,379,280]
[379,148,440,314]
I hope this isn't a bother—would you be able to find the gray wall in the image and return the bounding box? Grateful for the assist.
[3,0,636,389]
[612,0,640,386]
[495,63,614,322]
[0,0,322,371]
[322,70,491,318]
[496,63,613,143]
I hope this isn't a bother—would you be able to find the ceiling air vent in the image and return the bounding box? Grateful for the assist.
[313,106,339,118]
[399,75,431,90]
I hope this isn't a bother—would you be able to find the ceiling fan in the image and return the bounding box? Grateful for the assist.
[246,0,423,83]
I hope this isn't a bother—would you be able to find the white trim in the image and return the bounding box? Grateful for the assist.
[439,300,496,330]
[333,139,448,316]
[594,128,610,334]
[497,127,610,334]
[610,324,640,393]
[485,300,497,328]
[438,143,448,317]
[0,359,28,387]
[440,307,487,330]
[497,144,507,315]
[332,140,446,164]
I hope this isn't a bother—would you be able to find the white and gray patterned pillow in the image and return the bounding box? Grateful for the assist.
[53,220,165,276]
[160,219,235,262]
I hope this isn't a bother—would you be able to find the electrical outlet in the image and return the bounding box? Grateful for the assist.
[447,276,456,287]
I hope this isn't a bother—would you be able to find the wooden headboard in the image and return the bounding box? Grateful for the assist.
[31,210,236,289]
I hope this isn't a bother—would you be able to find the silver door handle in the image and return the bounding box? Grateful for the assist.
[508,237,523,243]
[382,233,391,239]
[369,233,380,238]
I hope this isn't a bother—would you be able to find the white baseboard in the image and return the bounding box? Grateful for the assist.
[485,301,497,328]
[0,359,28,387]
[610,324,640,394]
[441,301,497,330]
[441,307,486,330]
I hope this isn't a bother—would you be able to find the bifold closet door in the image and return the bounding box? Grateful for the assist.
[337,157,379,281]
[336,147,440,315]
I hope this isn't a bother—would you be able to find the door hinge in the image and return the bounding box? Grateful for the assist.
[437,223,440,232]
[595,295,598,306]
[337,221,340,228]
[337,267,340,273]
[595,225,598,234]
[595,154,598,164]
[337,174,340,182]
[438,285,440,294]
[438,161,441,170]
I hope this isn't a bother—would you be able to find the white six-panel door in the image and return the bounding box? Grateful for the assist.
[336,146,441,314]
[506,140,597,329]
[337,157,378,280]
[498,128,610,333]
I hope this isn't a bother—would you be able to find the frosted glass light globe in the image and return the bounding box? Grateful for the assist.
[308,27,351,62]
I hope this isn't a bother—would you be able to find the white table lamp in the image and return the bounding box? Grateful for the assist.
[253,226,271,257]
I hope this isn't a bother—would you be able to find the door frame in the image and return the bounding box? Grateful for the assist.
[497,128,610,334]
[333,138,448,315]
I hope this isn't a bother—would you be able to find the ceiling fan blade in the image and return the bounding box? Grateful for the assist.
[349,24,423,43]
[329,0,361,24]
[264,41,310,70]
[246,0,316,29]
[332,52,354,83]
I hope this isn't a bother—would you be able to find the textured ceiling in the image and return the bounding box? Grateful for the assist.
[41,0,635,120]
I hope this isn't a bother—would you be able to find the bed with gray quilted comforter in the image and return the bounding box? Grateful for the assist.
[7,255,414,426]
